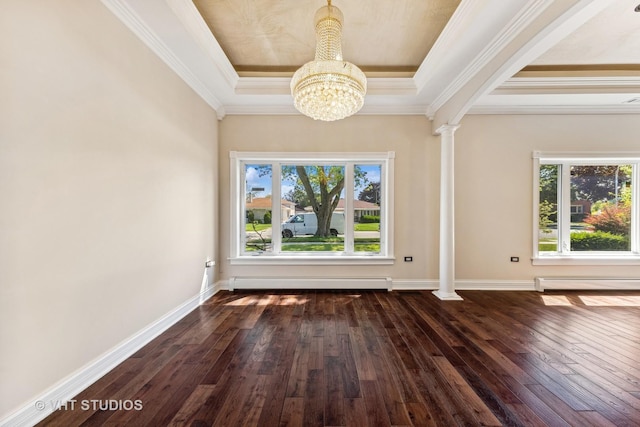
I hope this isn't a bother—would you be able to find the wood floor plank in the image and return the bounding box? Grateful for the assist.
[324,356,345,426]
[343,397,368,427]
[37,289,640,426]
[279,397,304,427]
[303,368,324,427]
[360,380,392,427]
[431,356,502,426]
[167,384,216,426]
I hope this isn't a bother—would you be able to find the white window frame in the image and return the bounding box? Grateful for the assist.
[230,151,395,265]
[533,151,640,265]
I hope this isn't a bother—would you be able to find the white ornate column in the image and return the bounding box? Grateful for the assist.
[433,124,463,301]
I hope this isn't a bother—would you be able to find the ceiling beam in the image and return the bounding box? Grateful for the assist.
[430,0,616,133]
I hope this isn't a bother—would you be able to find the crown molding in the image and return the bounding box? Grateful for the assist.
[102,0,637,121]
[358,103,428,116]
[223,104,299,116]
[428,0,554,114]
[234,77,417,96]
[431,0,617,129]
[468,104,640,115]
[493,76,640,94]
[100,0,225,115]
[165,0,238,88]
[222,102,429,117]
[413,0,483,92]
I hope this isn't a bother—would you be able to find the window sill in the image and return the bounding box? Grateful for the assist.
[532,255,640,266]
[229,255,395,266]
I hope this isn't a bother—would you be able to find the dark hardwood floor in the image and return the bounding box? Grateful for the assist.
[38,290,640,426]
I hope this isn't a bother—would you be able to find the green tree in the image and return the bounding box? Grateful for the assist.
[539,165,558,227]
[283,187,311,208]
[570,165,631,203]
[539,164,558,206]
[358,182,381,205]
[281,165,369,237]
[257,164,368,237]
[291,166,344,237]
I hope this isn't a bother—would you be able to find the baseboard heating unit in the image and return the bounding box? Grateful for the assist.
[228,277,392,291]
[536,277,640,291]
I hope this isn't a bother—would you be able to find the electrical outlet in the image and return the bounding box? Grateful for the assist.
[404,256,413,262]
[510,256,519,262]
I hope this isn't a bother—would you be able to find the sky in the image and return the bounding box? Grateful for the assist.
[245,164,381,199]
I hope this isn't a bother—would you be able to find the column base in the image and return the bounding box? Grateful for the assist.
[432,290,463,301]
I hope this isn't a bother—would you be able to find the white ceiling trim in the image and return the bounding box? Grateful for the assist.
[358,104,430,116]
[234,78,292,96]
[494,76,640,94]
[224,102,429,117]
[165,0,238,88]
[427,0,554,117]
[101,0,226,116]
[234,77,417,96]
[468,104,640,115]
[438,0,618,127]
[412,0,482,92]
[224,104,299,116]
[101,0,639,121]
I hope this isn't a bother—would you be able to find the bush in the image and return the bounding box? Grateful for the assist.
[263,210,272,224]
[359,215,380,223]
[247,210,255,223]
[571,231,629,251]
[584,204,630,236]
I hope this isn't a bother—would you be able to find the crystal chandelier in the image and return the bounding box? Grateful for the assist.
[290,0,367,121]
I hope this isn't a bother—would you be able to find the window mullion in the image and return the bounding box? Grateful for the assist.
[344,163,354,254]
[272,162,282,254]
[632,163,639,253]
[231,155,241,257]
[533,157,541,256]
[560,163,572,254]
[379,162,386,256]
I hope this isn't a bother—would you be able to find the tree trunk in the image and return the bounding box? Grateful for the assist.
[296,166,344,237]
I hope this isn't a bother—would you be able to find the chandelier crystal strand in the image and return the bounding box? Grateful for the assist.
[290,0,367,121]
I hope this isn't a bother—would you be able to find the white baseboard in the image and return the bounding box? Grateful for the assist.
[229,277,392,291]
[222,278,535,292]
[536,277,640,291]
[455,280,536,291]
[391,280,438,290]
[0,284,216,427]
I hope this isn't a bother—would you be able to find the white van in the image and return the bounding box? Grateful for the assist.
[281,212,345,238]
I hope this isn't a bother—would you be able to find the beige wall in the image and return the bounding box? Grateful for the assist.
[219,115,441,281]
[0,0,217,418]
[455,114,640,279]
[220,113,640,284]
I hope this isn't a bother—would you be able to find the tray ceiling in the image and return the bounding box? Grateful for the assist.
[101,0,640,123]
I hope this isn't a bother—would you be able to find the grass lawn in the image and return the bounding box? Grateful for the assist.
[245,223,271,232]
[282,243,380,252]
[246,223,380,232]
[354,223,380,231]
[539,242,558,251]
[246,234,380,252]
[282,243,344,251]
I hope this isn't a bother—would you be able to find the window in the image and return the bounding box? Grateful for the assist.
[534,152,640,264]
[230,152,394,264]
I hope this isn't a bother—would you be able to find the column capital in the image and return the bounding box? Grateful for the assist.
[435,123,460,136]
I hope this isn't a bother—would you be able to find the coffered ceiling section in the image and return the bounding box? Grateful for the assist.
[101,0,640,120]
[530,0,640,67]
[192,0,460,76]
